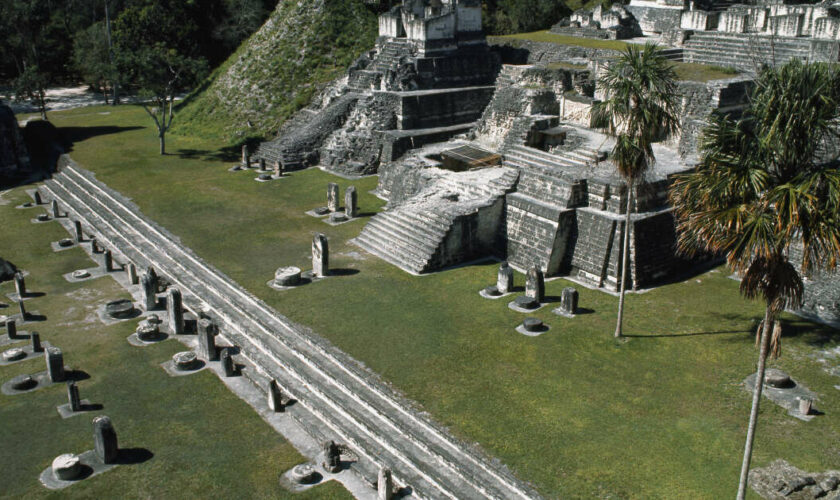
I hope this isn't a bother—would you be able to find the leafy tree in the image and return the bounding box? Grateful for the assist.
[0,0,65,119]
[72,22,115,104]
[669,59,840,500]
[483,0,569,35]
[113,0,208,154]
[592,43,681,338]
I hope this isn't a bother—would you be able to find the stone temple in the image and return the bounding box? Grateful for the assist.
[253,0,839,321]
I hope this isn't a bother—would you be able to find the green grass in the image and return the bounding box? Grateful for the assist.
[9,104,840,499]
[491,30,631,51]
[0,181,353,498]
[673,62,739,82]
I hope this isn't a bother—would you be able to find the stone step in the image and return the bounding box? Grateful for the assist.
[351,232,428,274]
[507,145,588,170]
[389,210,450,238]
[46,163,540,500]
[365,215,441,255]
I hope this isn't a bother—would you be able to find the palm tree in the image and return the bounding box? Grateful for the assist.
[669,59,840,500]
[593,43,681,338]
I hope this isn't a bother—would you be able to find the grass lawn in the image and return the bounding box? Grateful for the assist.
[0,155,352,497]
[9,104,840,499]
[491,30,631,51]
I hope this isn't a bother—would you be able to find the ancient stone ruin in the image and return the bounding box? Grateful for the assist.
[93,416,119,464]
[312,233,329,277]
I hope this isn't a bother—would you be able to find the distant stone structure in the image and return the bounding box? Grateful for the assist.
[254,0,500,176]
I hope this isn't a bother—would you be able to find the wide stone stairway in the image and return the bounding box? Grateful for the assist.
[42,159,540,500]
[353,168,519,274]
[683,31,811,70]
[254,93,361,170]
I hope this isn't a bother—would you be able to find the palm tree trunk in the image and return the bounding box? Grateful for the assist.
[736,306,773,500]
[614,180,633,338]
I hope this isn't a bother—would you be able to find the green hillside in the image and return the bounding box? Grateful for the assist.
[173,0,377,143]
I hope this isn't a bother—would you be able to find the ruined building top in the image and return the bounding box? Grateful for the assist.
[378,0,484,55]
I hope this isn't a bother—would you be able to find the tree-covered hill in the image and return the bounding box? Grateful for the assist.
[172,0,378,143]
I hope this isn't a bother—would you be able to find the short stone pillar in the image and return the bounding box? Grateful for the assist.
[103,250,113,272]
[259,158,266,171]
[140,270,157,311]
[67,381,82,412]
[559,287,579,316]
[127,263,138,285]
[93,416,119,464]
[798,397,812,416]
[268,379,284,412]
[197,319,218,361]
[327,183,340,212]
[274,161,283,177]
[46,346,65,383]
[30,332,42,352]
[51,200,60,218]
[378,467,394,500]
[312,233,329,277]
[497,261,514,294]
[90,237,99,253]
[73,220,83,242]
[525,265,545,303]
[34,191,43,205]
[220,347,235,377]
[241,145,250,168]
[14,272,26,297]
[6,319,17,339]
[167,288,184,335]
[52,454,82,480]
[322,440,341,473]
[344,186,357,218]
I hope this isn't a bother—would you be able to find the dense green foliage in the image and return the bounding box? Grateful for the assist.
[484,0,571,34]
[173,0,379,143]
[1,0,277,106]
[25,104,840,499]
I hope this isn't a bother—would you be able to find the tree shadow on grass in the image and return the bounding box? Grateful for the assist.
[624,329,751,339]
[779,318,840,348]
[59,126,144,150]
[174,148,239,163]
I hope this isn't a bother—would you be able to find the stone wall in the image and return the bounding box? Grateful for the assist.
[0,103,32,184]
[789,241,840,327]
[434,197,505,267]
[488,38,621,66]
[624,4,683,34]
[396,86,495,129]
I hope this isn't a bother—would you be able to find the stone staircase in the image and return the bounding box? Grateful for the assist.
[505,144,600,171]
[502,145,596,273]
[374,39,413,73]
[353,206,454,274]
[659,48,684,61]
[254,93,360,169]
[353,168,519,274]
[683,31,811,69]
